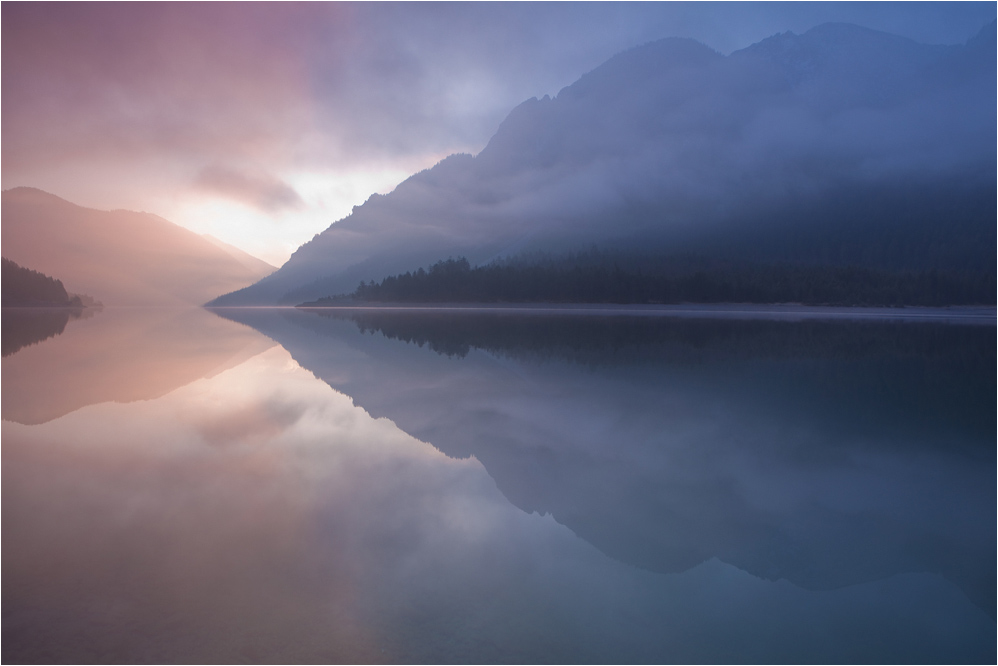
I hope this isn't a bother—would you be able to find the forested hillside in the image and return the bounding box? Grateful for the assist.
[2,257,82,307]
[301,254,996,307]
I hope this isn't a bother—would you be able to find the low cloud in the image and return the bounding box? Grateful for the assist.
[194,165,304,214]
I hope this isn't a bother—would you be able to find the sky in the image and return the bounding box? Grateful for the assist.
[3,2,994,266]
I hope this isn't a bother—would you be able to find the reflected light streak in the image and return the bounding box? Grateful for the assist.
[2,345,504,662]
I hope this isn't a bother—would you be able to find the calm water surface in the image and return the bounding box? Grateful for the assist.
[3,305,995,663]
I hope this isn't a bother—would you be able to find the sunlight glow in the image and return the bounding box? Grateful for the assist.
[164,166,424,267]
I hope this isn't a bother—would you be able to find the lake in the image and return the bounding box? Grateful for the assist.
[3,305,995,663]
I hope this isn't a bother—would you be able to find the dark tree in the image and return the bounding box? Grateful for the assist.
[301,251,995,308]
[1,257,78,307]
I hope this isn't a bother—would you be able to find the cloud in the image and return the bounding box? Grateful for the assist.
[194,165,304,214]
[2,3,993,264]
[1,4,317,168]
[5,3,991,178]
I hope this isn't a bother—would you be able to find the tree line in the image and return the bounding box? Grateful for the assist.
[302,253,995,307]
[1,257,83,307]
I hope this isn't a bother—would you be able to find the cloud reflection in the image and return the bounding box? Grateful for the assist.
[1,307,274,424]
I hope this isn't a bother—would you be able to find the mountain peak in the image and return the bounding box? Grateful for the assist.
[736,21,928,60]
[4,186,71,204]
[560,36,721,101]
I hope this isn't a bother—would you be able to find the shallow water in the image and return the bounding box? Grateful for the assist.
[3,305,995,663]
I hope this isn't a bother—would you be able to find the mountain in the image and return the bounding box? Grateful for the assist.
[211,21,996,306]
[2,188,276,306]
[201,233,277,277]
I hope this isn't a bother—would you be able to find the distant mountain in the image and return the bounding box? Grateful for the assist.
[211,21,996,306]
[2,188,276,306]
[200,233,277,277]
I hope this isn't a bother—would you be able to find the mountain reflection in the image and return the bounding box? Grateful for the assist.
[4,307,994,662]
[2,307,274,424]
[219,307,996,616]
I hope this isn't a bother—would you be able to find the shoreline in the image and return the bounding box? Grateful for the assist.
[291,302,997,324]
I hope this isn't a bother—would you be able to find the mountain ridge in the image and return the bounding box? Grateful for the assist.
[210,20,996,307]
[2,187,276,306]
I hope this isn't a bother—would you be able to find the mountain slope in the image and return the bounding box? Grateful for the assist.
[201,233,277,277]
[2,188,276,306]
[211,21,996,306]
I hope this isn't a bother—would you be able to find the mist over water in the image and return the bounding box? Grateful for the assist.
[3,306,993,663]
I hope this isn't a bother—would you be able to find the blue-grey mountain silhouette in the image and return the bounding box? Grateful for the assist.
[211,21,996,306]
